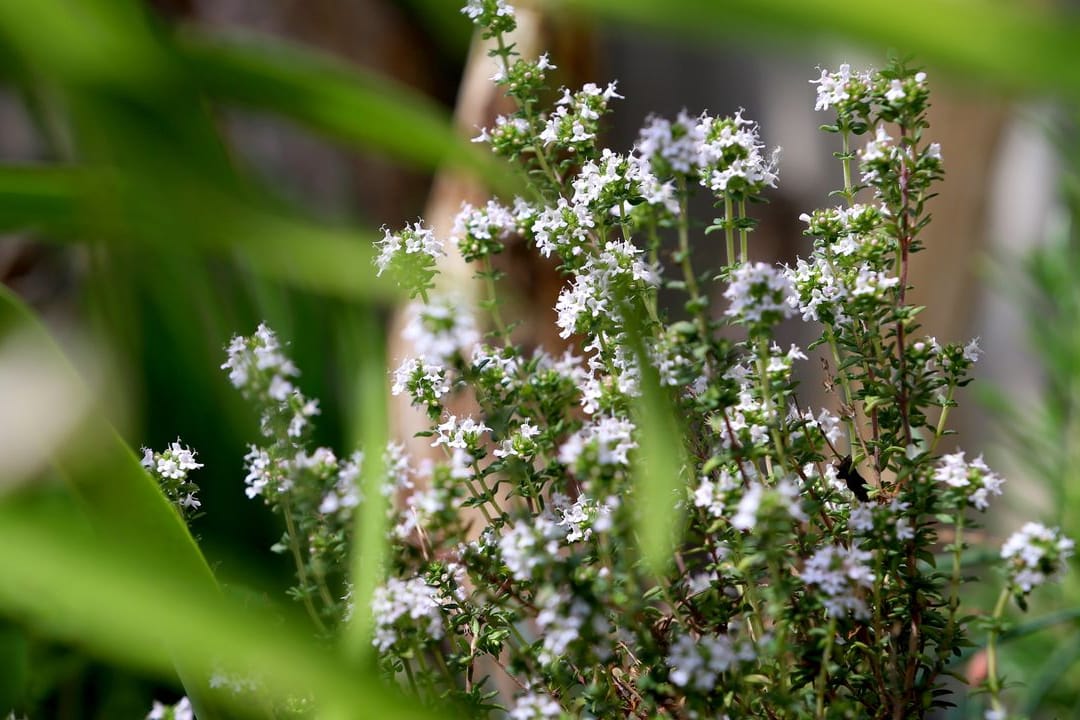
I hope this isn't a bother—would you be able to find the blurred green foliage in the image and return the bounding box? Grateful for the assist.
[0,0,1078,717]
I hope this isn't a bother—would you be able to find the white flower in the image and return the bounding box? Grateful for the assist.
[666,632,752,690]
[810,64,872,112]
[499,517,561,581]
[933,451,1005,510]
[803,544,875,618]
[693,468,739,519]
[371,576,446,652]
[319,450,364,516]
[535,589,596,666]
[374,221,443,277]
[431,415,490,450]
[450,200,517,259]
[402,297,479,365]
[1001,522,1074,593]
[494,422,541,459]
[391,357,451,405]
[558,416,637,467]
[508,689,562,720]
[696,111,779,195]
[242,446,277,499]
[146,697,193,720]
[557,494,618,543]
[461,0,515,22]
[724,262,797,326]
[636,110,705,174]
[963,337,981,363]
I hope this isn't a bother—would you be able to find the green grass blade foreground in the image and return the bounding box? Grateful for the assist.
[0,492,447,720]
[0,284,227,718]
[557,0,1080,100]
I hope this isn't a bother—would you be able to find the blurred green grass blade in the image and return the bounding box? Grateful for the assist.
[557,0,1080,99]
[0,284,228,718]
[0,283,217,584]
[177,32,520,194]
[624,301,688,575]
[227,212,398,303]
[0,492,450,720]
[343,308,390,662]
[0,166,79,233]
[0,165,399,302]
[0,0,167,91]
[1021,629,1080,715]
[1001,607,1080,643]
[0,621,28,712]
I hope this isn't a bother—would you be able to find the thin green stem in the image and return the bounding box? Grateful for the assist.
[480,256,511,347]
[738,197,748,263]
[724,195,735,267]
[756,336,789,469]
[841,130,854,205]
[929,385,956,455]
[816,616,838,718]
[986,587,1011,713]
[282,501,328,633]
[493,31,560,188]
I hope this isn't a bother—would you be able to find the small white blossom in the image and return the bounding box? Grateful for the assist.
[147,697,193,720]
[402,297,479,365]
[803,544,875,618]
[810,64,873,112]
[508,689,562,720]
[500,518,561,581]
[963,337,981,363]
[374,221,443,277]
[1001,522,1074,594]
[559,415,637,467]
[724,262,797,326]
[371,576,446,652]
[666,632,752,690]
[933,451,1005,510]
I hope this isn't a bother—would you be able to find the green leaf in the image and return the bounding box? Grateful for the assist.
[176,32,521,194]
[624,300,688,575]
[0,491,450,720]
[0,283,226,718]
[558,0,1080,99]
[342,307,391,662]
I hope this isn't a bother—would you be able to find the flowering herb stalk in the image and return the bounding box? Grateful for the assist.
[146,4,1073,718]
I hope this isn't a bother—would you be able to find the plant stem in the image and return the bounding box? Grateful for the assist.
[282,500,329,633]
[738,197,749,263]
[724,195,736,267]
[481,256,511,347]
[986,587,1011,714]
[816,616,838,718]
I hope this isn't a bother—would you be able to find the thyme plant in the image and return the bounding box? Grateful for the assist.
[146,2,1072,718]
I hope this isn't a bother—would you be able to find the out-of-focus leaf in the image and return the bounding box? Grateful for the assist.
[0,621,28,712]
[0,491,450,720]
[0,166,397,302]
[1022,630,1080,715]
[342,308,390,661]
[556,0,1080,99]
[177,33,520,194]
[0,284,228,718]
[624,300,688,574]
[0,167,79,232]
[0,1,167,91]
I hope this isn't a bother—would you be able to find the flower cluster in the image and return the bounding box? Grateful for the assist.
[167,5,1073,719]
[141,439,203,519]
[1001,522,1075,594]
[375,221,443,299]
[146,697,192,720]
